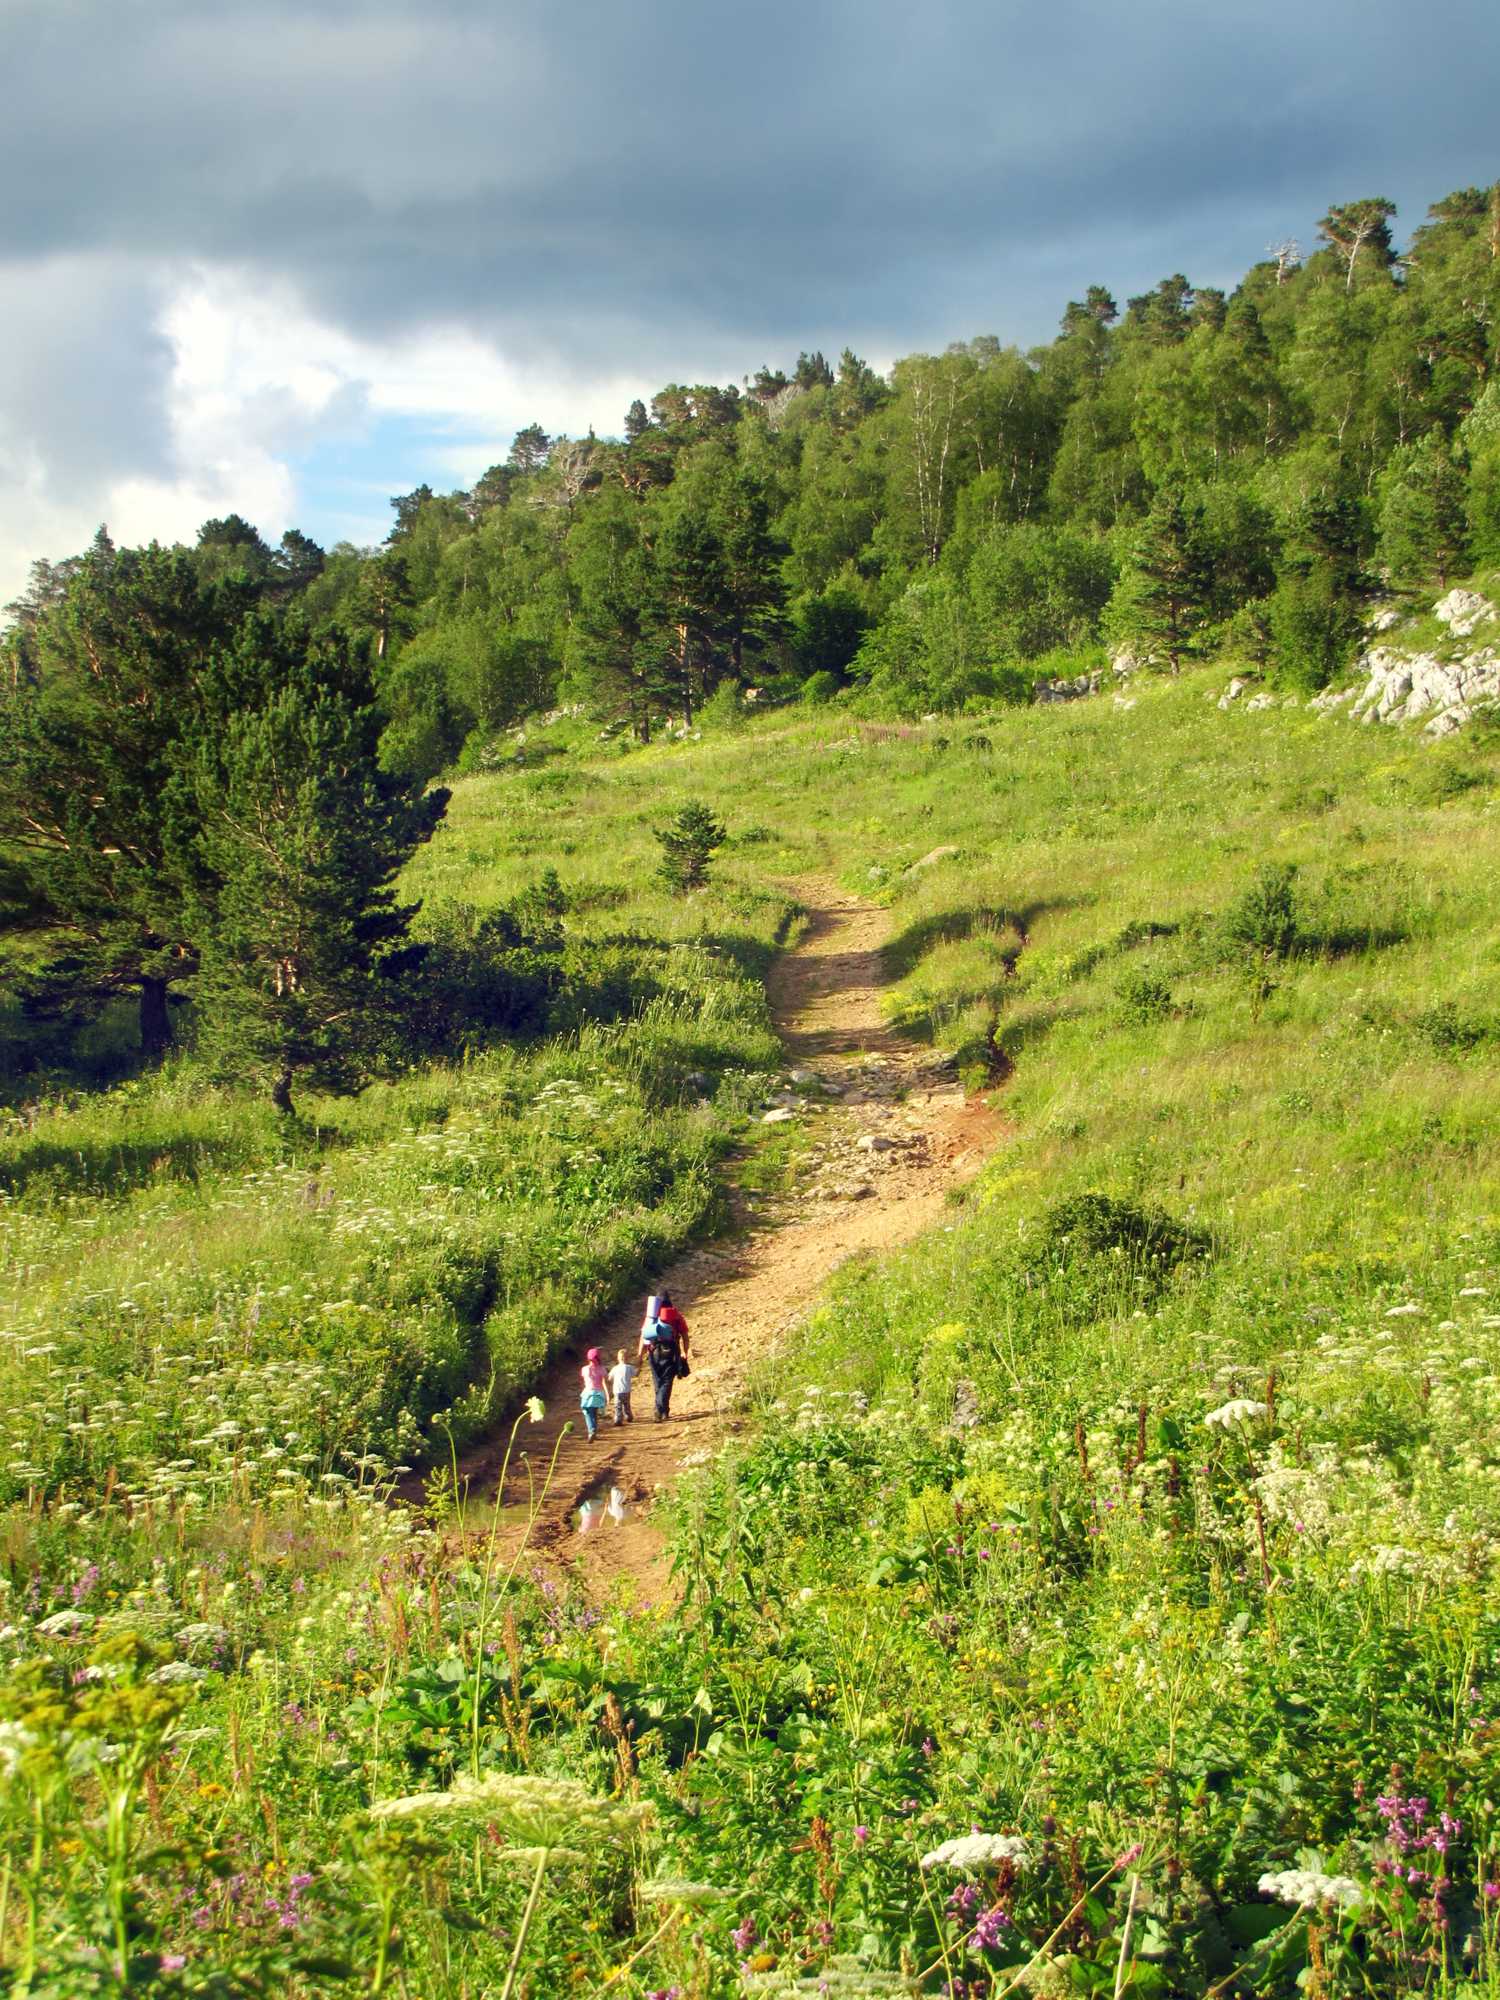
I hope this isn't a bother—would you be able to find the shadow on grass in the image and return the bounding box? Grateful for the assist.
[881,900,1075,984]
[0,1130,261,1200]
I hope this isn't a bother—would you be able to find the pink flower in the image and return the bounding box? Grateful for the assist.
[854,1826,870,1847]
[161,1956,187,1973]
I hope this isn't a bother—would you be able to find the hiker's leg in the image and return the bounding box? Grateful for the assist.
[584,1406,598,1439]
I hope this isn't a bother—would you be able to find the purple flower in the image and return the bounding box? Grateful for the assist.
[854,1825,870,1848]
[813,1918,835,1948]
[922,1738,935,1758]
[1484,1883,1499,1901]
[731,1918,757,1955]
[978,1549,991,1560]
[973,1904,1012,1949]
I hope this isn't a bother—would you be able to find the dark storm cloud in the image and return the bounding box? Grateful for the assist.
[3,0,1497,377]
[0,256,175,498]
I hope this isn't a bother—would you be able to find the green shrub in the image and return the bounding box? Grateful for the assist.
[1222,862,1300,959]
[1115,968,1174,1021]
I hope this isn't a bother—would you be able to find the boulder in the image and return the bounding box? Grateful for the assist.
[1434,588,1497,638]
[906,845,959,873]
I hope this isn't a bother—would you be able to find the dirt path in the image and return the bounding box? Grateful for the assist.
[460,882,1002,1600]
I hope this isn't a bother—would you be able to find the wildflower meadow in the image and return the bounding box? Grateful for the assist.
[5,658,1500,1997]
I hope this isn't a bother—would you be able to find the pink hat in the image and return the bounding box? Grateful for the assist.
[586,1347,601,1361]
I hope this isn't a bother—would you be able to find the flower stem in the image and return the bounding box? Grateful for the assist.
[498,1845,550,2000]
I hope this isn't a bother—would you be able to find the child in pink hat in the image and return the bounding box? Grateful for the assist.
[579,1348,608,1440]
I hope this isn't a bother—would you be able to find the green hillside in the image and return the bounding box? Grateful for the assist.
[4,175,1500,2000]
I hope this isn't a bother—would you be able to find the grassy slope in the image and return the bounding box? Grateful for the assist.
[7,655,1500,1997]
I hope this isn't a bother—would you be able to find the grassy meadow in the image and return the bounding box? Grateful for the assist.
[7,646,1500,1998]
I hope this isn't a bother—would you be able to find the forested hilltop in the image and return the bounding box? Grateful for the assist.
[13,186,1499,769]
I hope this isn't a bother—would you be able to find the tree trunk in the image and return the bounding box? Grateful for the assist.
[679,624,692,727]
[731,630,742,677]
[271,1062,296,1116]
[140,977,172,1060]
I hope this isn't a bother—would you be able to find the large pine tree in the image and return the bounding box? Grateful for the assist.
[0,541,258,1054]
[185,617,449,1113]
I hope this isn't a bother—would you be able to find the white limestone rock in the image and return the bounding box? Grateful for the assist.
[1434,588,1497,638]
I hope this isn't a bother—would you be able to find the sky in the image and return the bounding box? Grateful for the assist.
[1,0,1497,601]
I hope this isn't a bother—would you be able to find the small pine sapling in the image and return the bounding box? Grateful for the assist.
[654,799,727,893]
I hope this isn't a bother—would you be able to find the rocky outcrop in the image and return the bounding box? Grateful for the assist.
[1433,589,1497,638]
[1033,651,1142,706]
[1034,667,1104,704]
[1307,587,1500,738]
[1349,646,1500,736]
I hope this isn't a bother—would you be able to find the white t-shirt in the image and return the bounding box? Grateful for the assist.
[609,1362,637,1395]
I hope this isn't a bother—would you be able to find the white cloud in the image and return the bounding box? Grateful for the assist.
[0,260,661,599]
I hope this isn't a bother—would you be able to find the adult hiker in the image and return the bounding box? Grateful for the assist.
[637,1292,690,1422]
[579,1347,608,1441]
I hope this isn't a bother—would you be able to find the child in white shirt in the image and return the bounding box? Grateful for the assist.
[609,1350,637,1426]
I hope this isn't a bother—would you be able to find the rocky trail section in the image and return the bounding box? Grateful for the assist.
[448,884,1001,1600]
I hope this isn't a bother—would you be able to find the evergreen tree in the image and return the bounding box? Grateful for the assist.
[1317,198,1398,288]
[187,619,448,1113]
[566,489,673,738]
[1378,434,1470,585]
[654,799,726,894]
[507,425,554,476]
[653,509,732,726]
[0,544,258,1055]
[1103,487,1211,673]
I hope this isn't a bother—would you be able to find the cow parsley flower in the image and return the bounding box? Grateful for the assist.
[1258,1869,1362,1909]
[1205,1399,1269,1429]
[921,1833,1030,1871]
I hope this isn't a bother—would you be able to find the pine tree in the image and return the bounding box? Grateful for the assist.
[187,619,449,1113]
[1104,487,1211,673]
[1377,434,1470,586]
[0,543,258,1055]
[654,800,726,894]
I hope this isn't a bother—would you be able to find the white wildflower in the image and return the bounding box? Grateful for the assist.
[35,1609,89,1638]
[1350,1545,1425,1580]
[1385,1304,1422,1317]
[1258,1869,1362,1909]
[371,1771,648,1850]
[921,1833,1030,1871]
[639,1879,729,1904]
[527,1397,545,1423]
[1205,1399,1270,1430]
[0,1720,39,1779]
[150,1662,207,1684]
